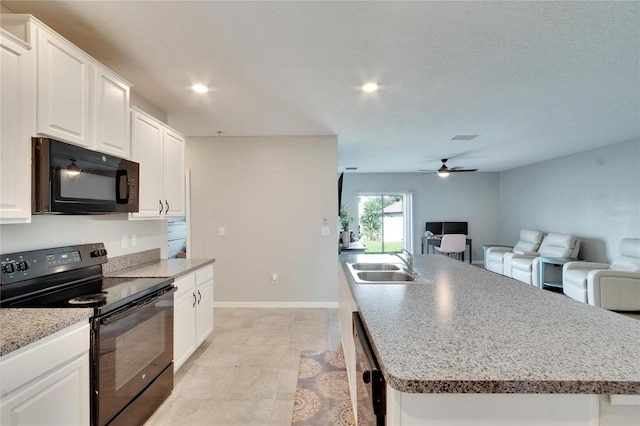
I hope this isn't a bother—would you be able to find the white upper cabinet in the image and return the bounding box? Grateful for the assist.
[131,108,185,219]
[131,109,164,217]
[3,15,132,157]
[163,128,186,217]
[93,65,131,158]
[0,28,35,224]
[36,25,91,147]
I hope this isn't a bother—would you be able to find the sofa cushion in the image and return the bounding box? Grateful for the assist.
[563,269,589,287]
[611,238,640,272]
[510,257,534,272]
[538,233,577,258]
[512,230,543,253]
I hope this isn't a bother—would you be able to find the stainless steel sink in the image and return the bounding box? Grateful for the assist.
[356,271,416,282]
[349,263,402,271]
[345,261,432,284]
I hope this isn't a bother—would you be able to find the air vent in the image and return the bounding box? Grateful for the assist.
[345,167,358,171]
[451,135,478,141]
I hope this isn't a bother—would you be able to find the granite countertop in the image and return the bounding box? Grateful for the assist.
[1,258,214,358]
[105,258,215,279]
[0,308,92,357]
[341,254,640,395]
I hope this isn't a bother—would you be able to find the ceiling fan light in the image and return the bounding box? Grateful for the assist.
[362,82,378,93]
[437,164,450,177]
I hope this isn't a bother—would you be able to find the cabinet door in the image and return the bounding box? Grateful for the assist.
[173,273,196,373]
[131,110,164,218]
[36,27,90,147]
[0,354,90,426]
[163,128,185,217]
[93,65,130,158]
[0,31,34,223]
[174,290,196,373]
[195,279,214,346]
[338,266,358,413]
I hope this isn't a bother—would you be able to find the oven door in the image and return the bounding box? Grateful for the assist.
[94,287,176,426]
[353,312,386,426]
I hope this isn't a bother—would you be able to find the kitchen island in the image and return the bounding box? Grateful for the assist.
[339,254,640,425]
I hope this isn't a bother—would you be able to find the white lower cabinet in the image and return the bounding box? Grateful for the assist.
[174,264,214,372]
[0,321,90,426]
[338,264,358,415]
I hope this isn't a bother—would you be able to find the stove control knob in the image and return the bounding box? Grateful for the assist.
[362,370,371,384]
[16,261,29,271]
[91,250,101,258]
[102,248,108,256]
[3,263,15,274]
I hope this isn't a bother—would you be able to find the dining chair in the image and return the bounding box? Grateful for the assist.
[435,234,466,261]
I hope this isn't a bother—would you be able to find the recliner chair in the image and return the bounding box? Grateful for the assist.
[484,230,543,275]
[563,238,640,311]
[507,233,580,286]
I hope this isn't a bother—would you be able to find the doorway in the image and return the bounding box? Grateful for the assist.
[357,194,412,254]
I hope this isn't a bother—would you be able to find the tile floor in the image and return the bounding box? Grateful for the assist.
[145,308,341,426]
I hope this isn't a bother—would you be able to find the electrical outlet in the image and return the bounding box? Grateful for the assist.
[271,273,278,284]
[121,235,128,249]
[321,227,330,236]
[219,227,226,236]
[131,234,137,247]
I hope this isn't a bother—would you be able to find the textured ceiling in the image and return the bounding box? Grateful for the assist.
[3,1,639,172]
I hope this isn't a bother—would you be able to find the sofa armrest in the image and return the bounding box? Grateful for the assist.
[563,262,609,272]
[510,252,539,259]
[485,246,513,255]
[587,270,640,310]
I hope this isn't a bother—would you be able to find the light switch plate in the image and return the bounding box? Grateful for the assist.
[321,227,330,236]
[121,235,128,249]
[219,227,226,236]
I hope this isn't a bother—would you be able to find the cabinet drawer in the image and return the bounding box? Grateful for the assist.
[173,273,195,299]
[196,265,213,285]
[0,322,89,396]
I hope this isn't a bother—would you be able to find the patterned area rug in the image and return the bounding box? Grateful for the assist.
[292,348,369,426]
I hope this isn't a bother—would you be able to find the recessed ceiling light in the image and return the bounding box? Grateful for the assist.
[192,84,209,94]
[362,82,378,93]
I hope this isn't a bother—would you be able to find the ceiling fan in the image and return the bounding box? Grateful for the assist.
[419,159,478,177]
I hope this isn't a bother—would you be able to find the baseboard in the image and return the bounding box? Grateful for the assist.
[213,301,339,309]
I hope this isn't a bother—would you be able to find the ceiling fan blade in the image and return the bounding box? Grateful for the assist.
[450,168,478,172]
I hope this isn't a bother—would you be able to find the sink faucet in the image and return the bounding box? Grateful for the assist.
[394,248,414,273]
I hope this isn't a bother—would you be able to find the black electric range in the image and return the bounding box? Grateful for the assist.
[0,242,173,314]
[0,243,176,426]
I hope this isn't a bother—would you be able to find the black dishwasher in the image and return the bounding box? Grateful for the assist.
[353,312,386,425]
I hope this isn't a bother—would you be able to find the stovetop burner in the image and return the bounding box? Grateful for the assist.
[1,243,174,316]
[68,292,108,306]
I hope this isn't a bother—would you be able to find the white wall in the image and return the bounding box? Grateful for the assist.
[0,215,167,258]
[185,135,338,305]
[499,139,640,263]
[341,172,501,262]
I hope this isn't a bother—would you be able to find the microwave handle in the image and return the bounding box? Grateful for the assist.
[115,170,130,204]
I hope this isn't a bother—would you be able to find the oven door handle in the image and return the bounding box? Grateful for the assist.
[100,287,176,326]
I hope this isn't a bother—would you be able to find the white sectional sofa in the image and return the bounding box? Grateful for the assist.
[484,230,544,275]
[563,238,640,311]
[507,233,580,286]
[484,231,581,288]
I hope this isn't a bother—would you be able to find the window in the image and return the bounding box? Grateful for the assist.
[357,193,412,254]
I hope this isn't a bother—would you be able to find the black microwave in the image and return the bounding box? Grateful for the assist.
[32,138,139,214]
